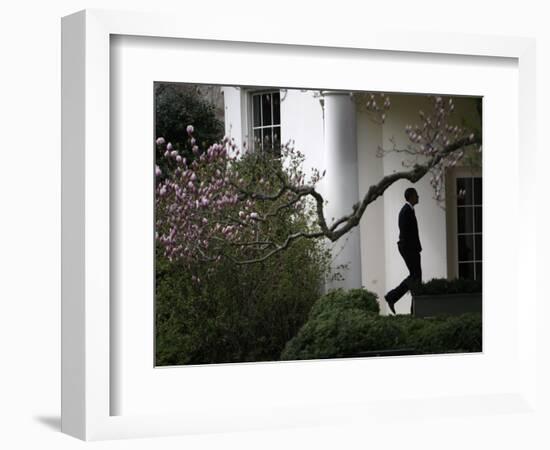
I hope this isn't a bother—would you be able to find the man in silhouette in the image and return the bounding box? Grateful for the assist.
[384,187,422,315]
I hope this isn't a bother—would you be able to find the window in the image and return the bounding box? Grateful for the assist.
[456,177,482,281]
[250,91,281,152]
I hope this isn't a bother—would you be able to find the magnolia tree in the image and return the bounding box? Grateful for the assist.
[155,94,482,268]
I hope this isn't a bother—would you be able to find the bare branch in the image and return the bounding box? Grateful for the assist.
[229,229,325,265]
[235,183,289,202]
[317,135,480,243]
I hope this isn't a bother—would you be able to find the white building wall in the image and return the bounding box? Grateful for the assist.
[220,86,244,149]
[357,110,386,307]
[280,90,325,191]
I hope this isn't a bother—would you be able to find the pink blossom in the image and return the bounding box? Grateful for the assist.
[155,125,324,266]
[167,142,173,151]
[155,165,162,177]
[186,125,194,134]
[156,137,166,145]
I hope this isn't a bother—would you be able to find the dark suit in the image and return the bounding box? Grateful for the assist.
[386,203,422,305]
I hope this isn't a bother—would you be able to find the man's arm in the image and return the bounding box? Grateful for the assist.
[398,207,414,239]
[399,207,421,252]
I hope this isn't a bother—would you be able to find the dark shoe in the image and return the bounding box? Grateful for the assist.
[384,295,396,315]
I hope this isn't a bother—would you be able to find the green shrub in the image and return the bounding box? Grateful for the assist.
[281,291,482,361]
[281,310,406,360]
[154,83,224,184]
[415,278,482,296]
[308,288,380,320]
[156,233,329,365]
[412,313,482,353]
[155,83,223,153]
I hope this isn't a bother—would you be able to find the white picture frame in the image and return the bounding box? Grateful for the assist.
[61,9,537,441]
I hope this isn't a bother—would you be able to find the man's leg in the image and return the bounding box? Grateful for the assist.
[385,249,422,313]
[403,251,421,294]
[404,251,421,314]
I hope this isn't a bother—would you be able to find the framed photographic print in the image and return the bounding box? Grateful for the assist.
[151,83,483,369]
[62,9,537,441]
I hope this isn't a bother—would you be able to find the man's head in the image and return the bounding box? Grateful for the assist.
[404,187,419,206]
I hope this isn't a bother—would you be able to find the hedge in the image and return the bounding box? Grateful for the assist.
[307,288,380,320]
[414,278,482,296]
[281,288,482,361]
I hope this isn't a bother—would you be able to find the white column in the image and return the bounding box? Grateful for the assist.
[323,91,362,290]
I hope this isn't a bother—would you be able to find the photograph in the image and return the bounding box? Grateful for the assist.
[154,82,483,366]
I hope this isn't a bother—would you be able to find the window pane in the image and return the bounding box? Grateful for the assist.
[253,95,261,127]
[474,206,482,232]
[262,93,272,126]
[263,129,272,148]
[457,178,473,205]
[475,234,482,260]
[459,263,475,280]
[253,129,262,150]
[273,93,280,125]
[474,178,482,205]
[273,126,281,148]
[457,207,474,233]
[475,262,482,281]
[458,234,474,261]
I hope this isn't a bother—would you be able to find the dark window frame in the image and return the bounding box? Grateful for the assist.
[250,90,281,152]
[456,176,482,281]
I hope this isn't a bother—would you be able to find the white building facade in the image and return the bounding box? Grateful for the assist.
[221,87,482,315]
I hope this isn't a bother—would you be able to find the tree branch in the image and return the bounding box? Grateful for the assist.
[227,135,480,263]
[229,229,325,265]
[319,135,480,242]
